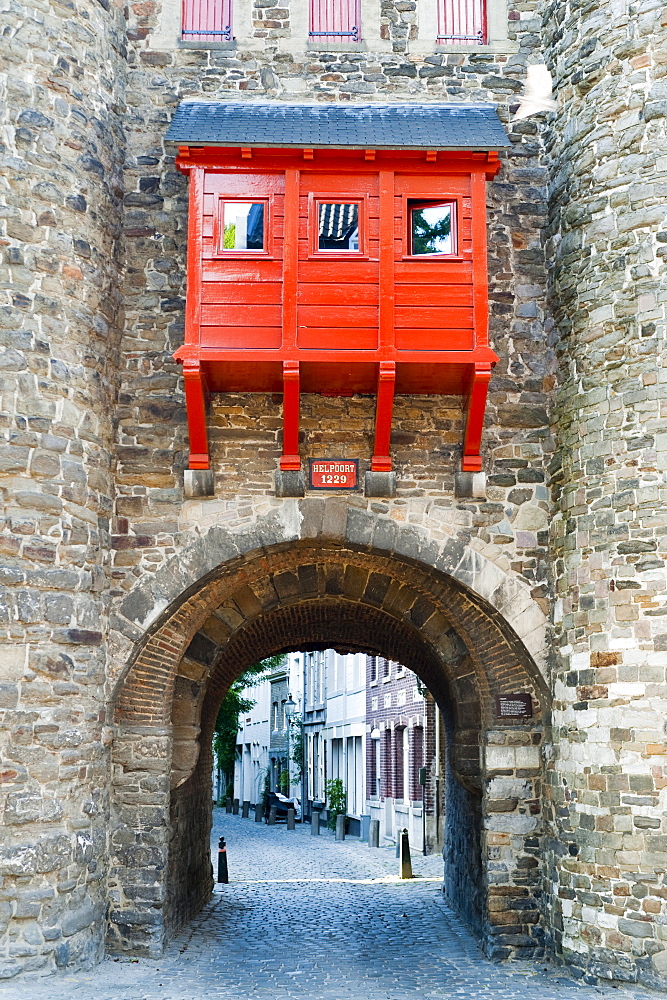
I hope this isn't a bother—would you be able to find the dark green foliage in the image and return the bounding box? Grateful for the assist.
[289,713,304,781]
[213,655,286,788]
[325,777,347,831]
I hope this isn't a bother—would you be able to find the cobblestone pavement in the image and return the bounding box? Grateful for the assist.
[3,810,662,1000]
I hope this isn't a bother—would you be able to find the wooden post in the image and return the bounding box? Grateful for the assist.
[371,362,396,472]
[462,364,492,472]
[280,360,301,471]
[183,361,210,469]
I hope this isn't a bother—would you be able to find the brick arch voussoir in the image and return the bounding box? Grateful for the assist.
[113,538,548,730]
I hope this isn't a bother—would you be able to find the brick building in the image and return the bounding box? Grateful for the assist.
[365,655,443,853]
[1,0,667,988]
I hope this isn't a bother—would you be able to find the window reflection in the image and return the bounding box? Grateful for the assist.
[222,202,264,251]
[410,201,454,255]
[318,202,359,251]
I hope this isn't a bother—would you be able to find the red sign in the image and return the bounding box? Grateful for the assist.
[309,459,358,490]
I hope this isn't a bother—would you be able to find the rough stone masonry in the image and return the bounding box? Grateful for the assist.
[0,0,666,990]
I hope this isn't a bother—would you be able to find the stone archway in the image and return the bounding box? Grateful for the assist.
[107,507,549,962]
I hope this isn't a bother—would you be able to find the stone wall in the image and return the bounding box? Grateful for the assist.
[544,0,667,988]
[7,0,667,985]
[0,0,127,976]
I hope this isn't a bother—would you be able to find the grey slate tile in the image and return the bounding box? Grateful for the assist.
[165,100,510,149]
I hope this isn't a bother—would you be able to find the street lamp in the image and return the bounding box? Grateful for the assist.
[284,695,296,798]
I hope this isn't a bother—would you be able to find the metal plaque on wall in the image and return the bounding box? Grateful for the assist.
[495,693,533,719]
[309,459,359,490]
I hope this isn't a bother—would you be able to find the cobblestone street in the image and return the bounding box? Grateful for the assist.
[0,809,660,1000]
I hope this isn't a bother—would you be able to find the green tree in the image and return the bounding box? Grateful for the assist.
[289,713,304,781]
[213,655,286,800]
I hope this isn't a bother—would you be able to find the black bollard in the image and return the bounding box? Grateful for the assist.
[399,828,412,880]
[225,797,232,814]
[242,800,250,818]
[287,807,295,830]
[311,810,320,836]
[232,798,239,815]
[369,819,380,848]
[254,802,263,823]
[335,813,345,841]
[217,836,229,884]
[268,804,277,825]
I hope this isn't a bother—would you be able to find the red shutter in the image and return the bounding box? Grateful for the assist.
[309,0,361,42]
[437,0,486,44]
[182,0,233,41]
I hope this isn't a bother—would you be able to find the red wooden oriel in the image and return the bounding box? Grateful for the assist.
[173,145,501,474]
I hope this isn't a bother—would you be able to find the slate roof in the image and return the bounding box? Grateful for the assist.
[165,101,510,150]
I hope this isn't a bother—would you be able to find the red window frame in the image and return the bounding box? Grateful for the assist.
[309,195,367,258]
[213,196,272,257]
[404,198,459,259]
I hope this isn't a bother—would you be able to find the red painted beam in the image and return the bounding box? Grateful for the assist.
[183,361,210,469]
[462,364,491,472]
[371,362,396,472]
[280,360,301,471]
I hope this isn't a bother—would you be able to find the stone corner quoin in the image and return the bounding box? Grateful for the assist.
[0,0,666,988]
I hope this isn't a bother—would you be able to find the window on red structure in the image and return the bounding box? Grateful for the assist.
[437,0,487,45]
[309,0,361,43]
[182,0,233,41]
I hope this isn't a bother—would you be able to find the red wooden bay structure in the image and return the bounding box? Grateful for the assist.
[166,102,509,487]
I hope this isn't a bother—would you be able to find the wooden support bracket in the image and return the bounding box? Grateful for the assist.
[462,364,492,472]
[371,362,396,472]
[280,360,301,471]
[183,361,210,469]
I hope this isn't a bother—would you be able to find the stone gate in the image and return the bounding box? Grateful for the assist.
[108,507,549,955]
[1,0,667,989]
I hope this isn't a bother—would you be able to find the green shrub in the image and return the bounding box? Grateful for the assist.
[325,778,346,831]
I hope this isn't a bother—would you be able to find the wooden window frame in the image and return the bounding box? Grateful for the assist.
[402,195,461,260]
[213,195,273,257]
[309,194,368,259]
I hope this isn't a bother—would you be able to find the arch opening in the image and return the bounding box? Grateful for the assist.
[109,541,548,963]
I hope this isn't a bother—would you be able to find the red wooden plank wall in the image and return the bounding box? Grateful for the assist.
[437,0,486,44]
[297,173,379,350]
[182,0,232,41]
[198,166,475,355]
[201,173,285,349]
[394,174,473,351]
[309,0,361,42]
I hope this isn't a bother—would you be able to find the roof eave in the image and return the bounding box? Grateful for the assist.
[168,141,509,151]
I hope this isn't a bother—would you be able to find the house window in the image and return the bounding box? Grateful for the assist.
[317,202,360,252]
[369,655,377,684]
[409,201,455,256]
[309,0,361,42]
[182,0,233,41]
[218,201,265,252]
[437,0,487,45]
